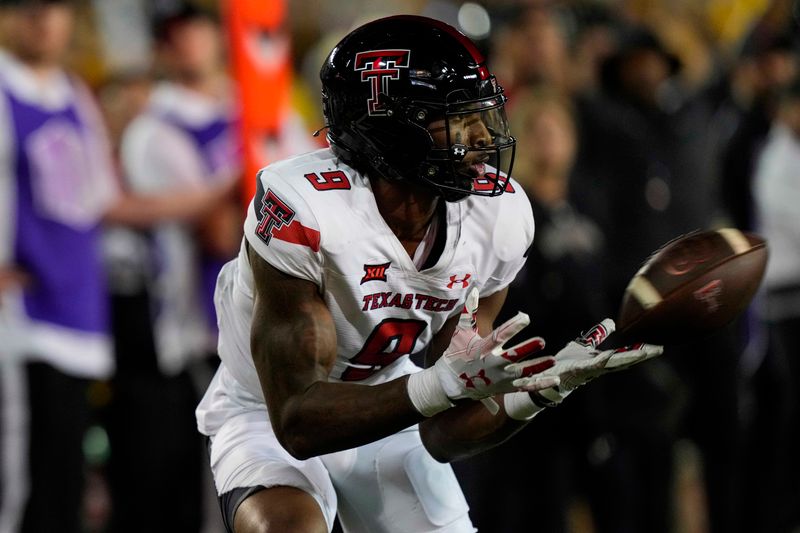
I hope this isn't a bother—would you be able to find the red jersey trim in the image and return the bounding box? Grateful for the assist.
[272,220,321,252]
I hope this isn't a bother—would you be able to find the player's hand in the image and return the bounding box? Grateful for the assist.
[434,288,558,401]
[508,318,663,405]
[407,288,559,416]
[513,319,616,393]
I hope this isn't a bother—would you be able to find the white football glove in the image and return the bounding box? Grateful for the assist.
[507,318,663,407]
[407,288,560,416]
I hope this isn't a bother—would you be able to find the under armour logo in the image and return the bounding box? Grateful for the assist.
[459,369,491,389]
[451,145,467,158]
[447,274,471,289]
[694,279,723,313]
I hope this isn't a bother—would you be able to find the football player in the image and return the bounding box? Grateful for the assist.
[196,15,662,533]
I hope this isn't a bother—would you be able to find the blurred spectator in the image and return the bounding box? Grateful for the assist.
[718,31,798,231]
[0,1,234,531]
[487,2,625,228]
[455,88,610,533]
[102,3,242,532]
[0,3,122,531]
[492,3,573,99]
[503,88,607,348]
[586,24,720,304]
[752,77,800,533]
[577,24,741,533]
[97,70,151,152]
[490,1,623,99]
[567,2,621,97]
[711,26,799,533]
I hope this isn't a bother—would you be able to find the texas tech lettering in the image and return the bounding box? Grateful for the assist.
[362,292,458,313]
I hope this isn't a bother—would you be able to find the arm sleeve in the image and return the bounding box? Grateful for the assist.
[243,168,324,287]
[481,182,535,296]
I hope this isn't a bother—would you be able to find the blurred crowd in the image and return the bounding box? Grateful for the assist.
[0,0,798,532]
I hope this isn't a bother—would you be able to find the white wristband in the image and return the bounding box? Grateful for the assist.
[503,392,545,421]
[407,368,454,417]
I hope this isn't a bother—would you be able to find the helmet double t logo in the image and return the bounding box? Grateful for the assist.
[354,50,411,116]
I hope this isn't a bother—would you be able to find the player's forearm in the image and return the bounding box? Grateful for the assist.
[254,302,424,460]
[419,395,528,463]
[274,376,424,460]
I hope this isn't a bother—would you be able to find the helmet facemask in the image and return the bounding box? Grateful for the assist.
[418,91,516,202]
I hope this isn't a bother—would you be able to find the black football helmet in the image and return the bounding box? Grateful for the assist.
[320,15,516,202]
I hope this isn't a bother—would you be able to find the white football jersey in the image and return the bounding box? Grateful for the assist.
[207,148,534,409]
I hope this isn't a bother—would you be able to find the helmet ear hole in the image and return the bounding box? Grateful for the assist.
[408,107,428,123]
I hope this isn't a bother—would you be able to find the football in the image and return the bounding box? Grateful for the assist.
[613,228,768,346]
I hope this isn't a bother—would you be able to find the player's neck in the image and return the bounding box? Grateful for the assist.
[370,175,440,245]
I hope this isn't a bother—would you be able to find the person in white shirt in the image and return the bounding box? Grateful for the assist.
[753,79,800,530]
[0,2,234,531]
[106,5,244,532]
